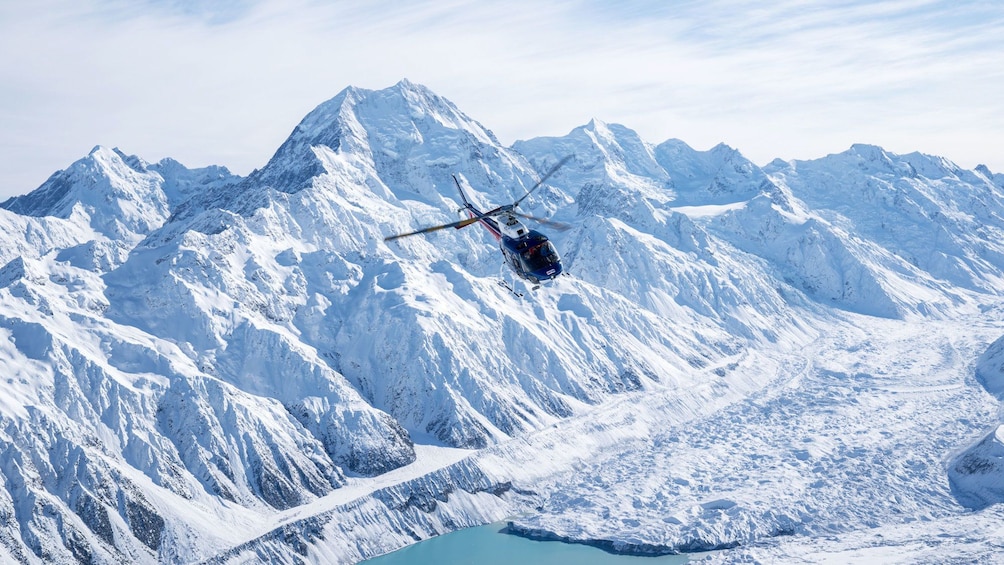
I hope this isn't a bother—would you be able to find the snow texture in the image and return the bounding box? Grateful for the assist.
[1,79,1004,563]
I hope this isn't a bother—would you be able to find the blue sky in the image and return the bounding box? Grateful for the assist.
[1,0,1002,198]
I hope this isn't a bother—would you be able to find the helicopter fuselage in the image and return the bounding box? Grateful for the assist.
[462,208,562,284]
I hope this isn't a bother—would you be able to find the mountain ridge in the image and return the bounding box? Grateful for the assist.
[1,80,1003,563]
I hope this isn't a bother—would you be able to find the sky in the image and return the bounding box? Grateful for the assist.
[1,0,1002,199]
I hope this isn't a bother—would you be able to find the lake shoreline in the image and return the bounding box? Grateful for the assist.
[363,521,693,564]
[504,520,735,557]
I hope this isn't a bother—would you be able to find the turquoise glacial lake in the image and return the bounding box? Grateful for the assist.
[363,523,693,565]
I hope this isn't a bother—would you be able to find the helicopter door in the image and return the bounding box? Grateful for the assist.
[502,246,524,276]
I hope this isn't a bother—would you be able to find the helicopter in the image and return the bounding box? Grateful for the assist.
[384,155,572,294]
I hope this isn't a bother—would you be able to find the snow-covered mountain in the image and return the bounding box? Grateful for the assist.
[2,79,1004,563]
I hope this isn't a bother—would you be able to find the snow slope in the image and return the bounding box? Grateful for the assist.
[2,80,1004,563]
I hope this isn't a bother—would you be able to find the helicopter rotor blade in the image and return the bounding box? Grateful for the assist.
[513,154,573,209]
[383,215,483,242]
[386,155,573,242]
[512,211,572,231]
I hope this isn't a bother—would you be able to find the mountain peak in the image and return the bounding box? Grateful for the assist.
[89,145,150,174]
[0,145,241,245]
[848,143,891,161]
[393,77,430,97]
[250,80,502,194]
[829,143,919,178]
[710,141,738,154]
[1,146,147,219]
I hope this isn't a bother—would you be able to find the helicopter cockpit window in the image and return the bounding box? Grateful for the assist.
[522,241,559,271]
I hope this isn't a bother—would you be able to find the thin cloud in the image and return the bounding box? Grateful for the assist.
[1,0,1002,198]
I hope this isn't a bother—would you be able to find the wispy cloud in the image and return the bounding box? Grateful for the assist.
[1,0,1002,197]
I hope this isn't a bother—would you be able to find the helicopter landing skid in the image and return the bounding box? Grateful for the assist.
[497,278,524,298]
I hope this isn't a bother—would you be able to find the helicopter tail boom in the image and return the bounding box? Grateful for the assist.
[452,175,475,210]
[452,175,501,239]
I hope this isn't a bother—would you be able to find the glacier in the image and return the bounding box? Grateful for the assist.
[1,79,1004,563]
